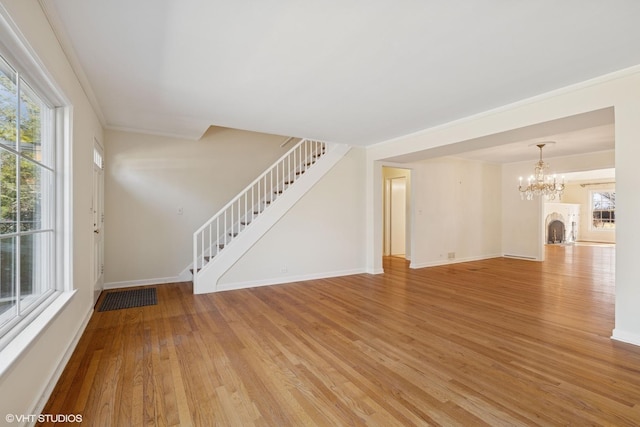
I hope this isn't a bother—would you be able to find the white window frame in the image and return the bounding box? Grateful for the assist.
[0,5,74,374]
[589,190,615,231]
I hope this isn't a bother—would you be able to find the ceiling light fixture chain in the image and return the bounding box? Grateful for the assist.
[518,143,565,200]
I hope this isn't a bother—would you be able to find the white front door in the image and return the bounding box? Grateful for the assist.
[92,141,104,303]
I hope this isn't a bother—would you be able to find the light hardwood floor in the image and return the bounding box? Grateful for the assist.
[40,245,640,426]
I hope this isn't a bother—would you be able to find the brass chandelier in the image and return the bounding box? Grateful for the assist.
[518,143,565,200]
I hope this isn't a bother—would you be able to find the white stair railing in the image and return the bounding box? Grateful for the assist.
[193,139,327,284]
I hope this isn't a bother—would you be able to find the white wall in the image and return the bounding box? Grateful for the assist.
[562,181,615,243]
[219,147,366,288]
[615,93,640,345]
[0,0,103,418]
[501,160,544,259]
[104,127,292,287]
[410,157,502,268]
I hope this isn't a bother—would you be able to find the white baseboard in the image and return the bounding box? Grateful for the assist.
[503,254,539,260]
[410,254,502,269]
[29,307,92,424]
[611,329,640,347]
[103,276,183,290]
[216,268,367,293]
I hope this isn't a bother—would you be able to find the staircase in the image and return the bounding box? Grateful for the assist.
[192,139,350,294]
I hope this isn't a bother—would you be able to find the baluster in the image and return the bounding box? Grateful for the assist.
[287,152,291,187]
[193,235,197,285]
[200,231,204,270]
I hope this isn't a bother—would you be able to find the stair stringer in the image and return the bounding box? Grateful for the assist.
[193,143,351,294]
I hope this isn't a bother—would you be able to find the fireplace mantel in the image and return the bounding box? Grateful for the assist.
[544,203,580,244]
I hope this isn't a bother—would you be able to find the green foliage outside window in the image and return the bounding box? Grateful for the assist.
[0,67,44,306]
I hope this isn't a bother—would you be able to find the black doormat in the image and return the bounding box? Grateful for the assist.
[98,288,157,312]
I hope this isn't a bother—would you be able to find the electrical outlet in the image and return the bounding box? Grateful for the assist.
[177,207,183,215]
[448,252,455,259]
[280,266,288,273]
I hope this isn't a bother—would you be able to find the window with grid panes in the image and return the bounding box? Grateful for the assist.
[0,52,56,339]
[591,191,615,230]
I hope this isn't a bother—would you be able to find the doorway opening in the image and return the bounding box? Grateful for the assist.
[383,167,411,260]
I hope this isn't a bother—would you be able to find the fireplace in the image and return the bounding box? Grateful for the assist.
[548,220,565,244]
[544,204,580,245]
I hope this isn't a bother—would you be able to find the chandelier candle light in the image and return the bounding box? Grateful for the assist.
[518,143,565,200]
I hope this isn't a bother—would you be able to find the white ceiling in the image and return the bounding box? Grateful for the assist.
[452,123,615,164]
[41,1,640,146]
[455,123,616,180]
[382,107,616,164]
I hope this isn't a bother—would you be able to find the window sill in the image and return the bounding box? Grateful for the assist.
[0,290,76,378]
